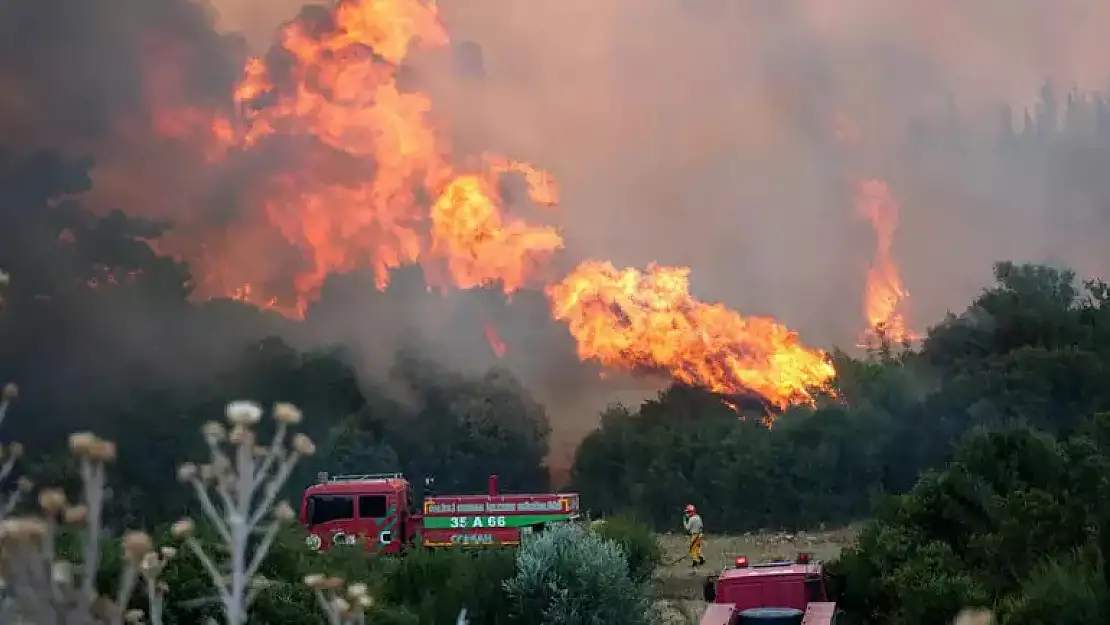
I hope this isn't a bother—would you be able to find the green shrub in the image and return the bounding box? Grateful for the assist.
[832,523,989,625]
[592,515,663,584]
[505,523,652,625]
[377,547,517,625]
[998,552,1108,625]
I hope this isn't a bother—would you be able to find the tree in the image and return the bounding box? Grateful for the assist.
[832,423,1110,625]
[339,351,551,495]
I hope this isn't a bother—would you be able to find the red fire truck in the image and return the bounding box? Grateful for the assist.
[299,472,581,554]
[700,553,838,625]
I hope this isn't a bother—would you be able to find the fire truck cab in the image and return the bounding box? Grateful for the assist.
[300,473,417,554]
[700,554,837,625]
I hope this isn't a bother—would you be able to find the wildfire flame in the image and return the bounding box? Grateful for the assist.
[483,319,507,358]
[856,179,915,345]
[131,0,838,411]
[546,261,837,411]
[230,283,279,310]
[485,155,560,207]
[199,0,561,312]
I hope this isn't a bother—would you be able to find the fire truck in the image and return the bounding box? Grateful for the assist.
[299,472,581,553]
[699,553,838,625]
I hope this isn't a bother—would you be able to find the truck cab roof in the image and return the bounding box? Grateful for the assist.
[717,561,823,581]
[703,556,832,623]
[305,473,409,495]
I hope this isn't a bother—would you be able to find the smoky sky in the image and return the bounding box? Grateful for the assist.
[409,0,1110,341]
[0,0,240,143]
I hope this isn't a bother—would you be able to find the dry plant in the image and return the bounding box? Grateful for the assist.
[304,575,376,625]
[0,383,29,520]
[0,424,175,625]
[0,275,23,520]
[170,400,315,625]
[0,393,333,625]
[302,573,469,625]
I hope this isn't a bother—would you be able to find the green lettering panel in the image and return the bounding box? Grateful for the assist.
[423,514,568,529]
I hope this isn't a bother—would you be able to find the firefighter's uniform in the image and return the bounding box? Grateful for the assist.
[684,504,706,567]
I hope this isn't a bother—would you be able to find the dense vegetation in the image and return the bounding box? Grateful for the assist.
[572,260,1110,533]
[6,84,1110,624]
[574,259,1110,624]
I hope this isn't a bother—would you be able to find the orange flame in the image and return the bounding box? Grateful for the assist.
[197,0,561,309]
[429,176,562,292]
[856,179,915,345]
[229,283,282,312]
[485,155,560,207]
[483,319,507,357]
[546,261,837,412]
[133,0,837,411]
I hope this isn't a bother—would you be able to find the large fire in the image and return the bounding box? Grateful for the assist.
[196,0,562,313]
[547,262,837,410]
[127,0,839,411]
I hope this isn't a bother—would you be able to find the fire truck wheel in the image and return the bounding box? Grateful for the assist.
[737,607,804,624]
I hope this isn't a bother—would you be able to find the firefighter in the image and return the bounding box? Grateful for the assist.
[683,504,706,567]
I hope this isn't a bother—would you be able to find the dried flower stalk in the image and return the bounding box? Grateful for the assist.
[0,430,172,625]
[173,401,314,625]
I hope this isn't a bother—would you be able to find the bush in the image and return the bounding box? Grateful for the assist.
[998,552,1108,625]
[832,523,989,625]
[591,515,663,584]
[377,547,517,625]
[504,523,652,625]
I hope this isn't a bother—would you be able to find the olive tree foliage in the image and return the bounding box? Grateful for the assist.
[830,416,1110,625]
[504,523,652,625]
[997,552,1108,625]
[327,353,552,495]
[820,261,1110,625]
